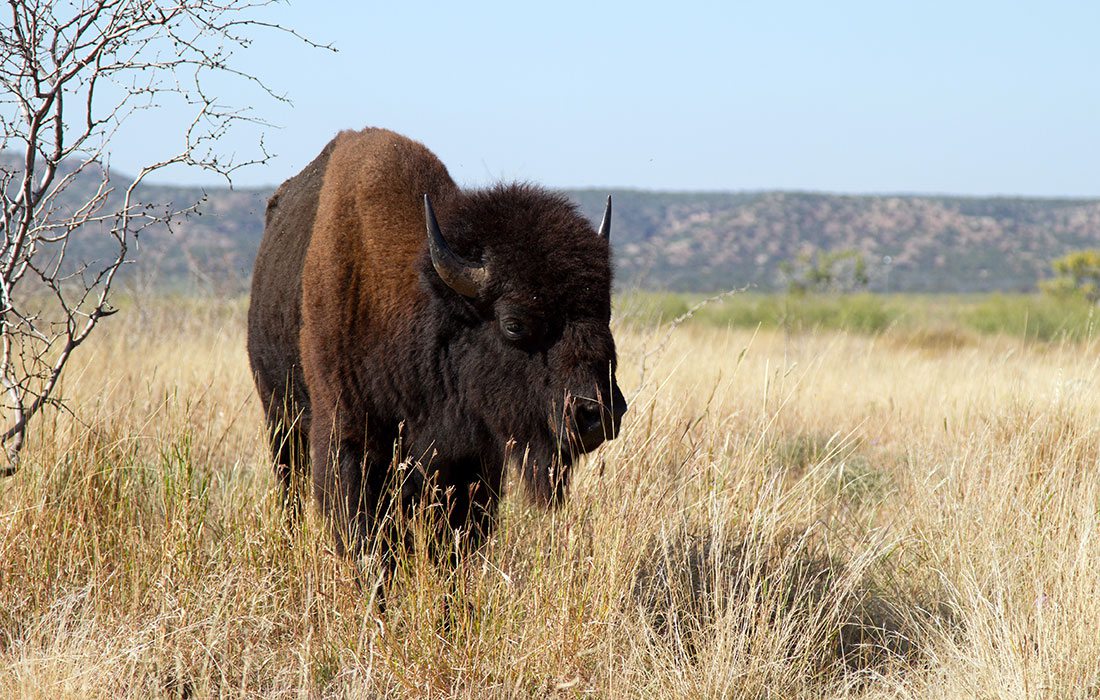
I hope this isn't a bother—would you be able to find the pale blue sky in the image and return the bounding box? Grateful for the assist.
[120,1,1100,196]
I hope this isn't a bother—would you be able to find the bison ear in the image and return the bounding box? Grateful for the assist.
[597,195,612,241]
[424,194,489,298]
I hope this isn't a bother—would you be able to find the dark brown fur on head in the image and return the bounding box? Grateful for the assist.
[422,183,624,503]
[247,127,625,559]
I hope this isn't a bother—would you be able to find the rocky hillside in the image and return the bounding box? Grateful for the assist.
[569,190,1100,293]
[7,156,1100,293]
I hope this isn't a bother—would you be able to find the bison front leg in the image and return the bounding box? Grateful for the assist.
[311,420,409,572]
[434,459,504,556]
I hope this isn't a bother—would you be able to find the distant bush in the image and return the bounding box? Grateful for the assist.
[779,248,869,295]
[1041,250,1100,304]
[962,294,1097,342]
[805,294,896,334]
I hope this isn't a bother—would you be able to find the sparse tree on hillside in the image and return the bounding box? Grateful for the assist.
[779,248,869,295]
[0,0,325,474]
[1041,250,1100,304]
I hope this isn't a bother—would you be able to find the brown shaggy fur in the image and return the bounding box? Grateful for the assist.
[247,127,625,559]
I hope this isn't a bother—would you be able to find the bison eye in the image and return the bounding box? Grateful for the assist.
[500,317,529,341]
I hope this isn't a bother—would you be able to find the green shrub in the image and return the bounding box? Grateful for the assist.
[1041,250,1100,303]
[962,294,1097,342]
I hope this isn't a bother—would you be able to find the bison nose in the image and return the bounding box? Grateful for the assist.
[574,402,605,437]
[572,387,627,452]
[610,384,627,432]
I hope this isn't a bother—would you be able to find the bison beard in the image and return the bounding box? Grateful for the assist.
[246,128,626,562]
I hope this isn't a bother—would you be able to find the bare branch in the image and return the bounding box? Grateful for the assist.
[0,0,322,472]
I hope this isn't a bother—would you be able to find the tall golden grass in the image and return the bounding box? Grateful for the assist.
[1,296,1099,698]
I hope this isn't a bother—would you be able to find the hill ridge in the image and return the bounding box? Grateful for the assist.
[6,154,1100,293]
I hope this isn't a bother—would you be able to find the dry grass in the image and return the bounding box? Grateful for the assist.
[2,296,1100,698]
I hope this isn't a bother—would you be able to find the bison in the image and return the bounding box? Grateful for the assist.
[247,127,626,558]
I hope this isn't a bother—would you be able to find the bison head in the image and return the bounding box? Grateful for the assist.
[421,185,626,504]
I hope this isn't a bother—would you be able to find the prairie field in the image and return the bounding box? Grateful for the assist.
[1,295,1099,698]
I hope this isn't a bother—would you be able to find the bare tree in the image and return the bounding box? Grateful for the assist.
[0,0,325,474]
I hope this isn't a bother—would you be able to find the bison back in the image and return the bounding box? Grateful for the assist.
[297,129,457,428]
[246,139,336,429]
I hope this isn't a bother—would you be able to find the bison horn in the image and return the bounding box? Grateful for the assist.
[597,195,612,240]
[424,194,488,298]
